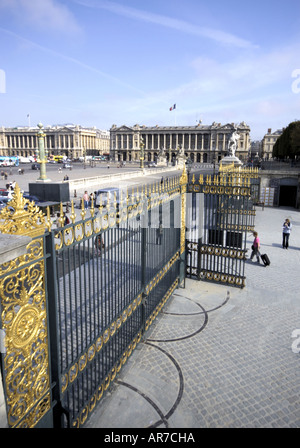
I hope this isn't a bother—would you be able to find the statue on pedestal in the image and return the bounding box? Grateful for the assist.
[220,127,242,167]
[227,128,240,157]
[176,145,186,169]
[156,147,167,166]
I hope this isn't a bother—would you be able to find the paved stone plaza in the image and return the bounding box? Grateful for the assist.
[85,205,300,428]
[1,166,299,429]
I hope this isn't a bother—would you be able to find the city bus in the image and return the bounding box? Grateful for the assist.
[0,156,19,167]
[93,155,107,161]
[49,155,64,163]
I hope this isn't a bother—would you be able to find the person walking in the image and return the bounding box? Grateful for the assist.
[95,233,105,255]
[83,191,89,209]
[282,218,292,249]
[250,231,261,263]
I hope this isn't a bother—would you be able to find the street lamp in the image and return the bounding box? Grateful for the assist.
[140,136,145,170]
[36,123,50,182]
[186,157,192,182]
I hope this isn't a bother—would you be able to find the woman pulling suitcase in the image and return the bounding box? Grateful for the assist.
[250,231,261,263]
[249,231,270,266]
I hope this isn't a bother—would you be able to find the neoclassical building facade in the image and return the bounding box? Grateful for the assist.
[110,122,251,164]
[261,128,283,160]
[0,124,110,159]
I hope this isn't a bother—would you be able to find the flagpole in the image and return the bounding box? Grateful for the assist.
[169,104,177,125]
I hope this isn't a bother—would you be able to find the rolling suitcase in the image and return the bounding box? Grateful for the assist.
[261,253,270,266]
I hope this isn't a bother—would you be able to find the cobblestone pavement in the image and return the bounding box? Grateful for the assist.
[85,205,300,428]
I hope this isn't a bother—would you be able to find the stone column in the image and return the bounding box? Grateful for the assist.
[36,123,50,182]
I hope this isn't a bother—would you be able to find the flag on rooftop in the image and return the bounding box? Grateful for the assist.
[169,104,176,111]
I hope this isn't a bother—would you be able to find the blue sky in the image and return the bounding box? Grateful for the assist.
[0,0,300,140]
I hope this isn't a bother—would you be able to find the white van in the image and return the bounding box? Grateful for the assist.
[19,157,32,163]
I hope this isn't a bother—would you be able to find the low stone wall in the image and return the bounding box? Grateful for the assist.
[68,166,180,198]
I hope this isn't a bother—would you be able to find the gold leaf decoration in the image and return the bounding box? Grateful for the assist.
[0,184,46,237]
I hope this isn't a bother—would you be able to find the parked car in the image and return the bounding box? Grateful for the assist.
[0,196,11,209]
[23,193,42,203]
[95,187,121,208]
[148,162,157,167]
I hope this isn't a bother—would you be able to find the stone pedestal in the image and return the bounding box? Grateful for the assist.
[177,156,186,169]
[156,156,167,167]
[29,182,70,203]
[220,155,243,167]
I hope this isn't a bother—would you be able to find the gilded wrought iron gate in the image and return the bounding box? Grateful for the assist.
[0,170,188,428]
[186,169,256,288]
[0,187,53,428]
[46,177,184,427]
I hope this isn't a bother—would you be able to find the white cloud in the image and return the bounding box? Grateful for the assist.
[110,42,300,138]
[0,0,81,35]
[73,0,258,49]
[163,43,300,108]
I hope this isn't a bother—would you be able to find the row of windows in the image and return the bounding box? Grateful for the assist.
[115,133,245,150]
[4,134,108,150]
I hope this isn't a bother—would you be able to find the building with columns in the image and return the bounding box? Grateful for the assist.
[110,122,251,164]
[0,124,110,160]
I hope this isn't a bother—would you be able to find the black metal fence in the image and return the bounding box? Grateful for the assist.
[1,167,259,428]
[186,173,256,288]
[46,179,182,427]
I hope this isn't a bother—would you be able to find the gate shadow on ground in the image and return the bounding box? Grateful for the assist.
[112,290,230,428]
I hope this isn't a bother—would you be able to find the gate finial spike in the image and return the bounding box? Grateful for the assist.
[59,202,65,227]
[99,193,103,212]
[90,195,95,217]
[70,200,76,223]
[80,197,86,220]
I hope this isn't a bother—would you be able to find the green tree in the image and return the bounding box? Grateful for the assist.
[273,121,300,159]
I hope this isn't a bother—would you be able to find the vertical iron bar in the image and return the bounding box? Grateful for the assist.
[45,230,65,428]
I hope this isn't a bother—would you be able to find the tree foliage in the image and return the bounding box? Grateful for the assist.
[273,121,300,159]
